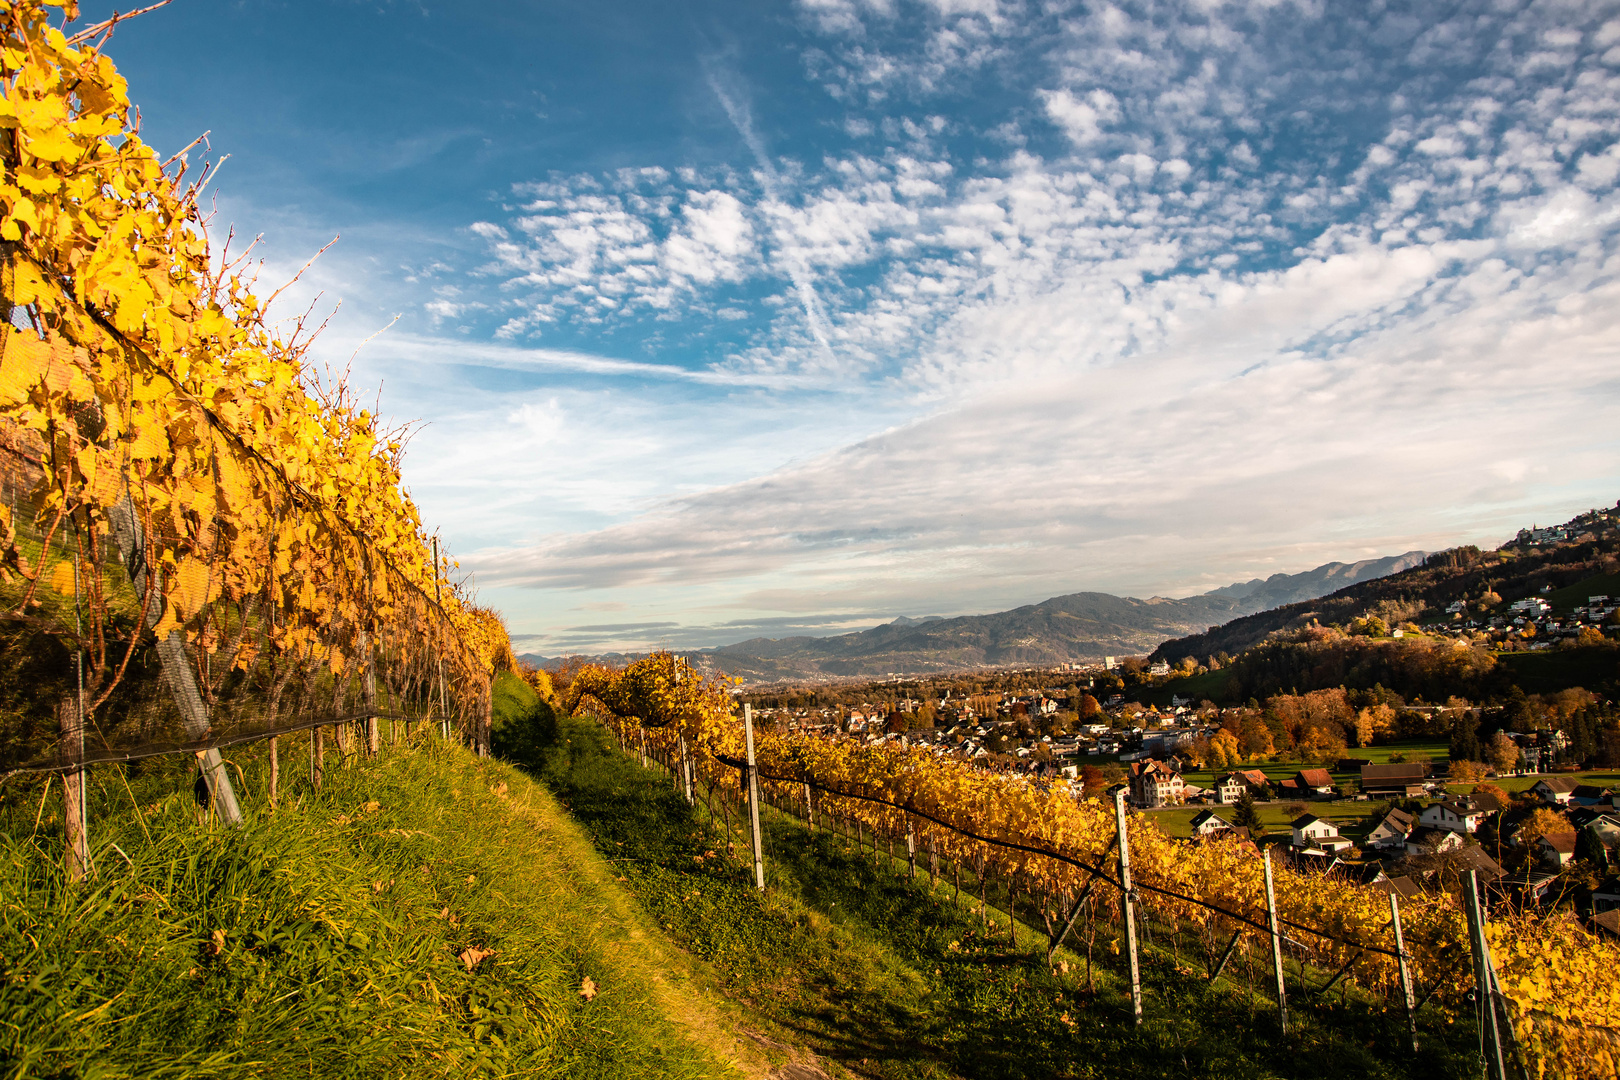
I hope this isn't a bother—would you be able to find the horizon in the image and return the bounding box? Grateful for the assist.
[83,0,1620,655]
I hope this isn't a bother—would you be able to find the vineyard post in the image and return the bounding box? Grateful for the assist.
[1464,870,1509,1080]
[639,728,647,769]
[743,704,765,891]
[679,736,693,804]
[1263,848,1289,1035]
[364,631,378,757]
[110,498,242,824]
[905,817,917,880]
[62,547,89,879]
[432,537,449,741]
[1388,891,1418,1054]
[1112,787,1143,1024]
[58,700,89,880]
[804,783,815,832]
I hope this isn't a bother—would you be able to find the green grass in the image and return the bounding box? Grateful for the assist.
[517,714,1480,1080]
[1495,646,1620,694]
[1541,571,1620,615]
[1177,740,1450,793]
[0,735,760,1079]
[1144,800,1391,841]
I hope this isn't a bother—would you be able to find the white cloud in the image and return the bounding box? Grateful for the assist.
[1039,88,1120,144]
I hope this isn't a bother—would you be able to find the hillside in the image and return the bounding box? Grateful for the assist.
[695,553,1425,681]
[1152,506,1620,666]
[0,733,769,1079]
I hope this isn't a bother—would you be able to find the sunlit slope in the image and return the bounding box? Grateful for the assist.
[0,740,761,1079]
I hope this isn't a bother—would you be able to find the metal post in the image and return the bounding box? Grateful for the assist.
[1389,891,1419,1054]
[1464,870,1509,1080]
[1113,787,1143,1023]
[1263,849,1289,1034]
[743,704,765,891]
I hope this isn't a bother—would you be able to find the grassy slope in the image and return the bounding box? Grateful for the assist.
[0,736,764,1079]
[519,713,1479,1080]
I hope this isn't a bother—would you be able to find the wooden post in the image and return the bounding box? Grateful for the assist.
[1464,870,1509,1080]
[803,782,815,832]
[680,737,694,803]
[268,735,279,810]
[905,817,917,879]
[313,726,325,790]
[1389,891,1418,1053]
[59,699,89,880]
[1113,787,1143,1024]
[1210,929,1243,982]
[364,631,378,757]
[639,728,647,769]
[1263,848,1289,1034]
[432,537,449,742]
[743,704,765,891]
[109,497,242,824]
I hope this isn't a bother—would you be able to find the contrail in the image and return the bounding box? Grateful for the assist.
[705,65,836,359]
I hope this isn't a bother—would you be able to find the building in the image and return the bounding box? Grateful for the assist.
[1418,798,1495,835]
[1360,763,1429,797]
[1365,807,1415,852]
[1129,759,1186,807]
[1189,809,1234,836]
[1291,814,1353,853]
[1539,831,1578,867]
[1532,777,1581,806]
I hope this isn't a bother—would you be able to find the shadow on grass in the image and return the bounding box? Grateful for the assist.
[518,717,1482,1080]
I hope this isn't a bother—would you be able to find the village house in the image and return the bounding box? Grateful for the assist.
[1532,777,1581,806]
[1403,827,1464,858]
[1277,768,1335,799]
[1290,814,1353,853]
[1539,831,1578,868]
[1129,759,1186,807]
[1365,807,1416,852]
[1188,809,1234,837]
[1360,763,1429,798]
[1418,799,1492,835]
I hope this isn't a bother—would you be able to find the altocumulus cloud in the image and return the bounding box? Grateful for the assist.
[429,0,1620,653]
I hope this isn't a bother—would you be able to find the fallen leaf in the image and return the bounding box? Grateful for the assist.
[208,929,225,957]
[579,976,598,1001]
[465,874,476,884]
[458,946,496,972]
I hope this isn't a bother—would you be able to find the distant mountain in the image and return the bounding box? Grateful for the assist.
[1153,508,1620,665]
[699,552,1428,683]
[1202,553,1430,610]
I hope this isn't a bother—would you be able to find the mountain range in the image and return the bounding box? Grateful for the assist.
[521,551,1427,683]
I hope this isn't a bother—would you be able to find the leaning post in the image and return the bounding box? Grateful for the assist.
[1388,891,1419,1054]
[1263,848,1289,1035]
[743,703,765,891]
[1112,786,1143,1023]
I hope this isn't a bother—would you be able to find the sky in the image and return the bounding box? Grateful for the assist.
[80,0,1620,655]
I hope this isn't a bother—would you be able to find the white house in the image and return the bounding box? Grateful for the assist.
[1365,807,1415,851]
[1532,777,1581,806]
[1418,800,1490,835]
[1291,814,1353,853]
[1189,809,1234,836]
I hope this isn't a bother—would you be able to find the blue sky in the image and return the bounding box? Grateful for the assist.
[84,0,1620,654]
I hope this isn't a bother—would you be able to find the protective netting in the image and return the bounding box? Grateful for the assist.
[0,420,477,776]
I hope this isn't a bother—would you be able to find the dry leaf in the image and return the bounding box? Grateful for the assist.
[579,976,598,1001]
[208,929,225,957]
[465,874,477,884]
[458,946,496,972]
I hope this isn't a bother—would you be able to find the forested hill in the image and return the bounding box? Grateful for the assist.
[701,552,1425,681]
[1151,510,1620,665]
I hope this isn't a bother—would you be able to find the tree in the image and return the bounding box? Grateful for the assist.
[1487,730,1520,774]
[1450,710,1483,763]
[1232,792,1264,837]
[1516,808,1569,849]
[1448,759,1490,784]
[1575,828,1610,871]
